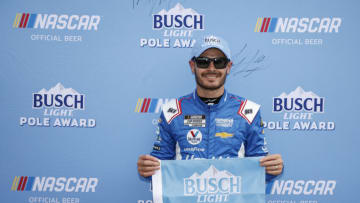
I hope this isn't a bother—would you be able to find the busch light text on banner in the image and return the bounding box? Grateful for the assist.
[152,158,265,203]
[140,3,203,48]
[152,3,204,30]
[264,87,335,131]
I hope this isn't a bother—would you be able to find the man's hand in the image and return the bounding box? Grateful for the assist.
[137,154,160,177]
[260,154,283,176]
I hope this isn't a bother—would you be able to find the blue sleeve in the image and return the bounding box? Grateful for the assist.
[150,111,176,160]
[245,109,268,157]
[244,109,280,183]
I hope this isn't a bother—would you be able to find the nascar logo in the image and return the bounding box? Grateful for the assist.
[13,13,101,30]
[135,98,174,113]
[255,17,341,33]
[271,180,336,195]
[11,176,98,192]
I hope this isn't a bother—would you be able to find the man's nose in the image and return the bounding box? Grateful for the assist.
[208,61,216,70]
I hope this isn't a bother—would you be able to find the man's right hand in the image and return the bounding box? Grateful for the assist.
[137,154,160,177]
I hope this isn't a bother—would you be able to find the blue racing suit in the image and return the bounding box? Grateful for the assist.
[150,89,275,182]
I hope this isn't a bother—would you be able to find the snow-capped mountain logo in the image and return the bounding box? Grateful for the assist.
[184,165,242,196]
[277,86,320,98]
[37,83,80,95]
[33,83,85,110]
[157,3,200,15]
[153,3,204,30]
[273,86,324,113]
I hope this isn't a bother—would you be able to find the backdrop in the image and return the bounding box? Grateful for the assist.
[1,0,359,203]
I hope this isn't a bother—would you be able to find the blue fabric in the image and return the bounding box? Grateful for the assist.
[153,158,265,203]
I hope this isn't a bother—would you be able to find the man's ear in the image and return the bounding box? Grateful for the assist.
[189,60,196,74]
[226,61,233,75]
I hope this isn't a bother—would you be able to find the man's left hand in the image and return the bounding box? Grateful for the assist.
[260,154,283,176]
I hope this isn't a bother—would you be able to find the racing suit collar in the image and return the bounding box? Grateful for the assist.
[193,89,228,111]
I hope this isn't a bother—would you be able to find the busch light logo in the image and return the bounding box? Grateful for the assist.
[273,86,324,113]
[153,3,204,30]
[20,83,96,128]
[184,165,241,202]
[33,83,85,110]
[140,3,203,48]
[203,36,221,46]
[264,87,334,131]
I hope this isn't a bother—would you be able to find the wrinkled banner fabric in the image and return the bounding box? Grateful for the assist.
[152,158,265,203]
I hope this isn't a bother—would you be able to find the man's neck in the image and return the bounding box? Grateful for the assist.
[196,86,224,98]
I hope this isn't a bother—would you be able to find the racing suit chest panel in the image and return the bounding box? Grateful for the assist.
[211,103,248,159]
[170,109,209,160]
[170,95,248,160]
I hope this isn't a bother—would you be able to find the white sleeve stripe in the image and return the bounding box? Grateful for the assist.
[168,100,182,124]
[238,99,261,124]
[152,160,163,203]
[163,99,182,124]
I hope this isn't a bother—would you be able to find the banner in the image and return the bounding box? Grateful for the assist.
[152,158,265,203]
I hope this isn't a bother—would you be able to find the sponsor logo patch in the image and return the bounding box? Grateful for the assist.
[215,132,234,139]
[215,118,233,128]
[186,129,202,145]
[184,115,206,127]
[153,145,161,151]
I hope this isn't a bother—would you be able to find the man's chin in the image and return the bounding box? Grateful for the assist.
[198,83,223,91]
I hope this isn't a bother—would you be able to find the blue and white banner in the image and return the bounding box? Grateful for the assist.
[152,158,265,203]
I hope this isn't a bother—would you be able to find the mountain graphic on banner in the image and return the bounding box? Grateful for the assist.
[278,86,319,98]
[37,83,80,95]
[157,3,199,15]
[188,165,235,179]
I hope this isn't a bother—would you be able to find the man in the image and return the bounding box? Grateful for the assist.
[137,34,283,182]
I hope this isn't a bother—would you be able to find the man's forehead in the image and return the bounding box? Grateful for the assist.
[199,48,226,57]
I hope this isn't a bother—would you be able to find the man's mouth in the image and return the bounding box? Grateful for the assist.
[202,72,220,79]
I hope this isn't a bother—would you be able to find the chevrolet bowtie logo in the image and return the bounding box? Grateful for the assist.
[215,132,233,138]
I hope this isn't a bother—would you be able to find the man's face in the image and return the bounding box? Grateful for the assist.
[190,48,232,91]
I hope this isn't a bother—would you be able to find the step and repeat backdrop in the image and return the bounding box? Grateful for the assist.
[0,0,359,203]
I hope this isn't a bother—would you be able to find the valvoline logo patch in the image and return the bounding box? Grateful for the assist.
[187,129,202,145]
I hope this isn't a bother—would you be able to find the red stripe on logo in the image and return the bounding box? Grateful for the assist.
[23,13,30,28]
[238,100,252,124]
[264,17,271,32]
[237,100,245,115]
[144,98,151,112]
[19,13,26,28]
[17,176,24,191]
[21,176,28,191]
[140,98,147,113]
[260,18,266,32]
